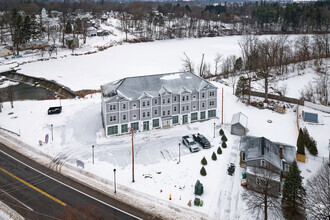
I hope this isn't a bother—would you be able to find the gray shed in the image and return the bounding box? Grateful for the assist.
[231,112,248,136]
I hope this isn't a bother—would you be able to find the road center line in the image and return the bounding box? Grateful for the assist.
[0,189,34,211]
[0,149,142,220]
[0,166,67,206]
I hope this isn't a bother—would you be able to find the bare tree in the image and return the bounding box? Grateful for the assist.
[214,53,222,75]
[6,85,14,108]
[242,167,282,220]
[305,163,330,220]
[181,52,194,73]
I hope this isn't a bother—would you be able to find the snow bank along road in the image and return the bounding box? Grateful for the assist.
[0,143,158,220]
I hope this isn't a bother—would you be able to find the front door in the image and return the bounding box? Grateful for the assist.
[143,121,149,131]
[183,115,188,124]
[162,119,171,128]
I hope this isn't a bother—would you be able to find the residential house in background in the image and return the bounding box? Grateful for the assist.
[239,136,296,197]
[100,72,218,136]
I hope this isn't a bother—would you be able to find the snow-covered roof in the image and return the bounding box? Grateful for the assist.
[101,72,217,100]
[240,136,296,170]
[231,112,248,128]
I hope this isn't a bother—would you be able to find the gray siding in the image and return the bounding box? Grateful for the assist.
[200,91,207,99]
[162,94,172,105]
[246,159,281,174]
[130,109,140,121]
[172,95,180,103]
[106,103,119,113]
[172,103,180,114]
[106,112,119,126]
[141,109,152,120]
[130,100,140,109]
[191,101,199,111]
[141,98,152,109]
[120,111,129,123]
[192,92,199,101]
[120,101,129,111]
[161,106,172,117]
[207,98,217,109]
[181,103,191,114]
[152,97,160,106]
[246,173,280,198]
[152,106,161,118]
[200,100,207,110]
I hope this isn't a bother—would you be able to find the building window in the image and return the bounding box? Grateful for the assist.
[168,110,170,115]
[167,98,170,104]
[133,114,137,119]
[191,113,198,121]
[147,101,150,106]
[208,110,216,118]
[182,106,185,111]
[147,112,150,117]
[153,119,159,128]
[122,103,126,109]
[209,91,215,96]
[163,111,165,116]
[193,105,196,110]
[143,102,145,107]
[182,96,185,101]
[174,106,177,112]
[186,106,189,111]
[131,122,139,131]
[155,99,158,104]
[110,105,116,111]
[110,116,116,121]
[209,101,215,106]
[193,95,196,99]
[133,103,137,109]
[200,111,206,119]
[172,116,179,124]
[174,96,177,102]
[123,114,126,120]
[107,126,118,135]
[202,103,205,108]
[155,109,158,115]
[163,99,165,104]
[202,93,205,98]
[261,160,266,167]
[186,96,189,101]
[143,112,146,117]
[242,152,246,161]
[121,124,128,133]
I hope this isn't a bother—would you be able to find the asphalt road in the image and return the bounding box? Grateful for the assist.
[0,143,157,220]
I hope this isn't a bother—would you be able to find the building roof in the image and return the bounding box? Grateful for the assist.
[302,111,318,123]
[101,72,217,101]
[240,136,296,170]
[231,112,248,128]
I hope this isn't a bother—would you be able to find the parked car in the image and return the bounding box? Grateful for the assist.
[48,106,62,115]
[193,133,211,149]
[227,163,236,176]
[182,135,199,153]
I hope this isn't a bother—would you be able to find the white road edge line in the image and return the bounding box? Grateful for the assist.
[0,189,34,211]
[0,149,142,220]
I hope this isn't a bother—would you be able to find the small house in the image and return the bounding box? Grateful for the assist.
[231,112,248,136]
[302,111,318,123]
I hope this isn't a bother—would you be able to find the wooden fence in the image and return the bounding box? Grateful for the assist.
[244,90,304,106]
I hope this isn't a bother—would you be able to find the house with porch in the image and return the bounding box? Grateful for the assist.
[100,72,218,136]
[239,136,296,197]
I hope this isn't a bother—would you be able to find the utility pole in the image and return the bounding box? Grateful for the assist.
[113,168,116,193]
[213,122,216,138]
[179,143,181,163]
[130,128,135,183]
[221,87,224,125]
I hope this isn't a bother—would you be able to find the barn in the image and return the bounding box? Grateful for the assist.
[231,112,248,136]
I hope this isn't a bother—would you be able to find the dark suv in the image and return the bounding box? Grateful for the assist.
[192,133,211,149]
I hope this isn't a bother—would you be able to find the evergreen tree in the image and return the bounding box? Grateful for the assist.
[22,15,31,43]
[30,14,38,40]
[306,137,318,156]
[222,142,227,148]
[65,21,72,34]
[217,146,222,154]
[296,128,305,155]
[219,128,224,136]
[282,161,306,219]
[235,76,248,98]
[200,166,207,176]
[201,156,207,165]
[221,134,228,142]
[212,152,217,160]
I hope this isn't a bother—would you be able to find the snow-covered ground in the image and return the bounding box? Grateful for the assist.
[0,80,328,219]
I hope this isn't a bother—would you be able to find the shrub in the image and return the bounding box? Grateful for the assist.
[221,134,228,142]
[217,147,222,154]
[212,152,217,160]
[201,157,207,165]
[307,137,318,156]
[222,142,227,148]
[200,166,207,176]
[296,128,305,155]
[219,129,224,136]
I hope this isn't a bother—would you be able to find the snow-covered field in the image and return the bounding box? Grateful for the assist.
[0,80,328,219]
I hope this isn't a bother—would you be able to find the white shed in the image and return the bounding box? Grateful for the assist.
[231,112,248,136]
